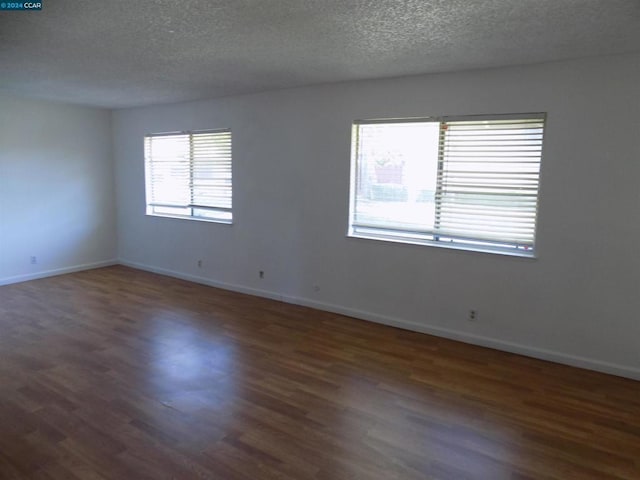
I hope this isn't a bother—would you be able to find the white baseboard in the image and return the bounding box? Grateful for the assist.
[282,295,640,381]
[38,258,634,382]
[0,259,118,287]
[118,259,284,302]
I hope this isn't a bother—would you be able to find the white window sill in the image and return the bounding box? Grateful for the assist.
[347,232,537,259]
[146,213,233,225]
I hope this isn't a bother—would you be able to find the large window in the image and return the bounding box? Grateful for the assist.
[144,129,232,223]
[348,114,545,256]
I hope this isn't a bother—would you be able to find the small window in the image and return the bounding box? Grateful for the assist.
[348,114,545,256]
[144,129,232,223]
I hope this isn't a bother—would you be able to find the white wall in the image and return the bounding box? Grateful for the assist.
[0,95,116,284]
[113,53,640,379]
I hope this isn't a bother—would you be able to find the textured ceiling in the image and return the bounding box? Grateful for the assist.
[1,0,639,108]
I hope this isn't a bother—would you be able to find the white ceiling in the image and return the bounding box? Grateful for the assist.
[1,0,639,108]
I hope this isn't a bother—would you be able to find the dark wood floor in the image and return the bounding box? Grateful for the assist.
[0,266,638,479]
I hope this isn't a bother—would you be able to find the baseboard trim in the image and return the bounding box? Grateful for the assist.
[0,259,118,287]
[117,260,284,302]
[282,295,640,381]
[119,259,639,381]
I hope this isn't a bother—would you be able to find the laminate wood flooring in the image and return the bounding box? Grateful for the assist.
[0,266,638,479]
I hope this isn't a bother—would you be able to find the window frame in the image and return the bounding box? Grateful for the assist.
[144,128,233,225]
[347,113,546,257]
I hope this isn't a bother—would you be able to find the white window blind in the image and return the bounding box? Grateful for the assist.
[144,129,232,223]
[349,114,545,256]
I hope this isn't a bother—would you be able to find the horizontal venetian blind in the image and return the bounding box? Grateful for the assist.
[144,129,232,223]
[190,131,232,210]
[436,116,544,251]
[348,114,545,256]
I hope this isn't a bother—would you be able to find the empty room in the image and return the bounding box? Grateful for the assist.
[1,0,639,478]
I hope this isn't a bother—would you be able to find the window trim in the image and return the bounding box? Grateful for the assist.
[347,113,546,257]
[144,128,233,225]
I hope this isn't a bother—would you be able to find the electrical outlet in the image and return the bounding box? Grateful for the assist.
[313,285,320,292]
[468,310,477,321]
[197,259,203,268]
[30,256,37,265]
[259,270,264,279]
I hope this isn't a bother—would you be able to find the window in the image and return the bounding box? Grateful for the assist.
[348,114,545,256]
[144,129,232,223]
